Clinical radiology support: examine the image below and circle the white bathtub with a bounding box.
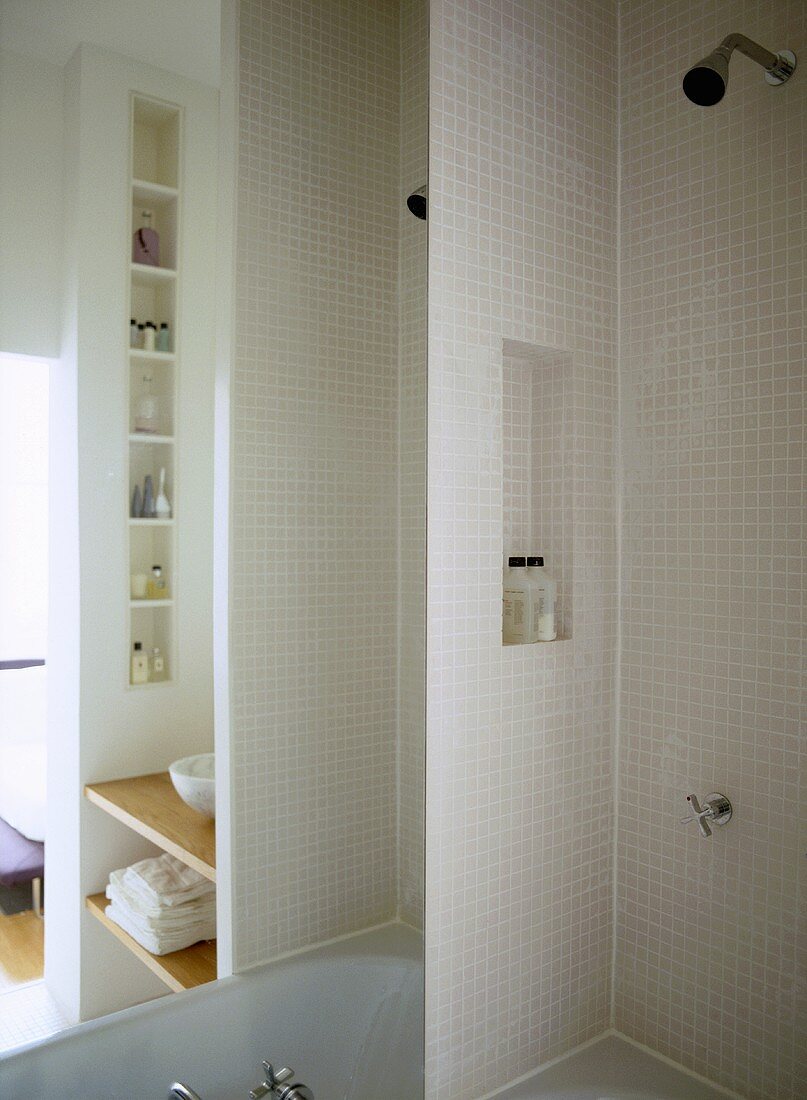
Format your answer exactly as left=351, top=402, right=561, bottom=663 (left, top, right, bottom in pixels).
left=0, top=924, right=423, bottom=1100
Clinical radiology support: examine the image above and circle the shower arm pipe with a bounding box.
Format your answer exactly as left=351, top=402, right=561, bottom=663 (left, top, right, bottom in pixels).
left=716, top=33, right=780, bottom=73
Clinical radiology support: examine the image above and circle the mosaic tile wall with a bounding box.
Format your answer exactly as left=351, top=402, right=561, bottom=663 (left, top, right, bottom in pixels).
left=398, top=0, right=429, bottom=930
left=233, top=0, right=402, bottom=966
left=425, top=1, right=619, bottom=1095
left=617, top=4, right=807, bottom=1098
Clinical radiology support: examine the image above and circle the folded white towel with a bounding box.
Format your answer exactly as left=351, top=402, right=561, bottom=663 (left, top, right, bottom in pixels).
left=106, top=873, right=215, bottom=931
left=106, top=901, right=215, bottom=956
left=112, top=853, right=214, bottom=908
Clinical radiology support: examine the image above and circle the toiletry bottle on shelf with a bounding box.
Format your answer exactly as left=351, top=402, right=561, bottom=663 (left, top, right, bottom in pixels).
left=147, top=565, right=168, bottom=600
left=527, top=556, right=557, bottom=640
left=156, top=323, right=170, bottom=352
left=130, top=318, right=138, bottom=347
left=130, top=483, right=142, bottom=518
left=142, top=474, right=155, bottom=518
left=143, top=322, right=157, bottom=351
left=503, top=556, right=536, bottom=644
left=133, top=210, right=160, bottom=266
left=131, top=642, right=149, bottom=685
left=137, top=323, right=145, bottom=346
left=150, top=647, right=165, bottom=682
left=155, top=467, right=171, bottom=518
left=134, top=372, right=158, bottom=433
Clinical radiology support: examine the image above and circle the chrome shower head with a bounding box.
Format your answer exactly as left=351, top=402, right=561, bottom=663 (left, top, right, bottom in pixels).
left=407, top=185, right=427, bottom=220
left=683, top=33, right=796, bottom=106
left=683, top=47, right=731, bottom=106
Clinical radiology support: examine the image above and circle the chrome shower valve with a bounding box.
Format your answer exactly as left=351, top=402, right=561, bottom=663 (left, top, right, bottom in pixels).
left=250, top=1061, right=314, bottom=1100
left=680, top=792, right=732, bottom=838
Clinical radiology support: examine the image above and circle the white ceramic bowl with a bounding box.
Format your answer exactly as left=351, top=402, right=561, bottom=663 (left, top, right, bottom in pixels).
left=169, top=753, right=215, bottom=819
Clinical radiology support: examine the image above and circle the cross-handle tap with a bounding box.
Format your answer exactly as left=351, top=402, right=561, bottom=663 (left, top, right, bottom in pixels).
left=680, top=792, right=732, bottom=837
left=250, top=1061, right=314, bottom=1100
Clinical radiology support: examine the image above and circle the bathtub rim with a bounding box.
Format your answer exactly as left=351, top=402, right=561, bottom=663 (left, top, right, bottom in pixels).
left=0, top=919, right=423, bottom=1064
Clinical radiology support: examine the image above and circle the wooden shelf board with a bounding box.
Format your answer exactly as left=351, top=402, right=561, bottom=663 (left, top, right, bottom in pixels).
left=129, top=518, right=174, bottom=527
left=85, top=772, right=215, bottom=881
left=86, top=894, right=215, bottom=992
left=130, top=599, right=173, bottom=608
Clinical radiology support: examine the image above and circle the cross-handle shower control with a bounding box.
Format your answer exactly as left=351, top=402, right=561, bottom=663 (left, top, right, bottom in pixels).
left=680, top=792, right=732, bottom=838
left=249, top=1061, right=314, bottom=1100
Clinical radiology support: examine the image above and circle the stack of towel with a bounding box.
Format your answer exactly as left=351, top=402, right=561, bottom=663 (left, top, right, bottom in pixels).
left=105, top=852, right=215, bottom=956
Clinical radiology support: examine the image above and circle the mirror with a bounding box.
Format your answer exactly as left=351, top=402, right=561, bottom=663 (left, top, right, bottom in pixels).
left=0, top=1, right=426, bottom=1096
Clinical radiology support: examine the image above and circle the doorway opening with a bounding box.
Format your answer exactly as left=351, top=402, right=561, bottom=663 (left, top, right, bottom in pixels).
left=0, top=353, right=65, bottom=1049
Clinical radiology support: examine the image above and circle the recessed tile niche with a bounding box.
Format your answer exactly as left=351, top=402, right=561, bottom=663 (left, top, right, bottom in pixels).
left=502, top=339, right=574, bottom=642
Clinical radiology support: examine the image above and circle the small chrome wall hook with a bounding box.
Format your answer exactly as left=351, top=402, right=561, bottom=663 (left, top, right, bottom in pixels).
left=680, top=792, right=732, bottom=838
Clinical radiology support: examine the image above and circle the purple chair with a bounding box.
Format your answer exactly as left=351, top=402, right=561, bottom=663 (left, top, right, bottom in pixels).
left=0, top=814, right=44, bottom=914
left=0, top=659, right=45, bottom=915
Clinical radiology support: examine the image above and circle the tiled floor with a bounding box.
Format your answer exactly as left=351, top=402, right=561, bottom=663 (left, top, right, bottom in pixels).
left=0, top=982, right=67, bottom=1053
left=493, top=1035, right=734, bottom=1100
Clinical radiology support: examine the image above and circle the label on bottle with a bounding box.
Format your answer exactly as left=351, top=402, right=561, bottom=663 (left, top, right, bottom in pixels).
left=535, top=593, right=556, bottom=641
left=503, top=587, right=528, bottom=641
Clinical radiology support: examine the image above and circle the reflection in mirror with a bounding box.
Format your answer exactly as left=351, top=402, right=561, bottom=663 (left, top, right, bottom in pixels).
left=0, top=0, right=426, bottom=1097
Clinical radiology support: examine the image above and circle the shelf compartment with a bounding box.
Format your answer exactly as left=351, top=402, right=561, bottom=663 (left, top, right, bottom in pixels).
left=132, top=96, right=180, bottom=190
left=129, top=526, right=172, bottom=590
left=85, top=772, right=215, bottom=880
left=130, top=604, right=173, bottom=683
left=502, top=339, right=575, bottom=642
left=132, top=193, right=177, bottom=270
left=129, top=442, right=174, bottom=517
left=131, top=266, right=176, bottom=341
left=86, top=894, right=215, bottom=992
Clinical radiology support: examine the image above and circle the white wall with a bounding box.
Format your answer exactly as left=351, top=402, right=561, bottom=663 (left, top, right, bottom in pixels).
left=425, top=1, right=619, bottom=1096
left=48, top=43, right=219, bottom=1023
left=0, top=1, right=221, bottom=87
left=616, top=4, right=807, bottom=1097
left=232, top=0, right=402, bottom=970
left=0, top=50, right=64, bottom=358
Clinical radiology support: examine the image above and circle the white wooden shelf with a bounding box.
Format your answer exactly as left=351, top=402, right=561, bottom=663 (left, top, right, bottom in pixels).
left=130, top=599, right=173, bottom=608
left=129, top=433, right=175, bottom=445
left=129, top=518, right=174, bottom=527
left=132, top=178, right=178, bottom=203
left=131, top=262, right=176, bottom=284
left=129, top=348, right=175, bottom=363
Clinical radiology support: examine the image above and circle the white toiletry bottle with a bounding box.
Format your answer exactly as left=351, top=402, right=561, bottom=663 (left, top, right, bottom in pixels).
left=527, top=556, right=557, bottom=641
left=131, top=642, right=149, bottom=685
left=503, top=556, right=536, bottom=644
left=147, top=565, right=168, bottom=600
left=134, top=372, right=158, bottom=433
left=150, top=646, right=165, bottom=682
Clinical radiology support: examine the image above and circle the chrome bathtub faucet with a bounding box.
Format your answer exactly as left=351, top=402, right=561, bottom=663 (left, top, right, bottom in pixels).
left=680, top=792, right=733, bottom=838
left=250, top=1059, right=314, bottom=1100
left=169, top=1084, right=204, bottom=1100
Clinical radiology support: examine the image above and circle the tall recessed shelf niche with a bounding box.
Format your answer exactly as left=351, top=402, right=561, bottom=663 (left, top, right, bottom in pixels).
left=502, top=339, right=575, bottom=643
left=128, top=95, right=181, bottom=686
